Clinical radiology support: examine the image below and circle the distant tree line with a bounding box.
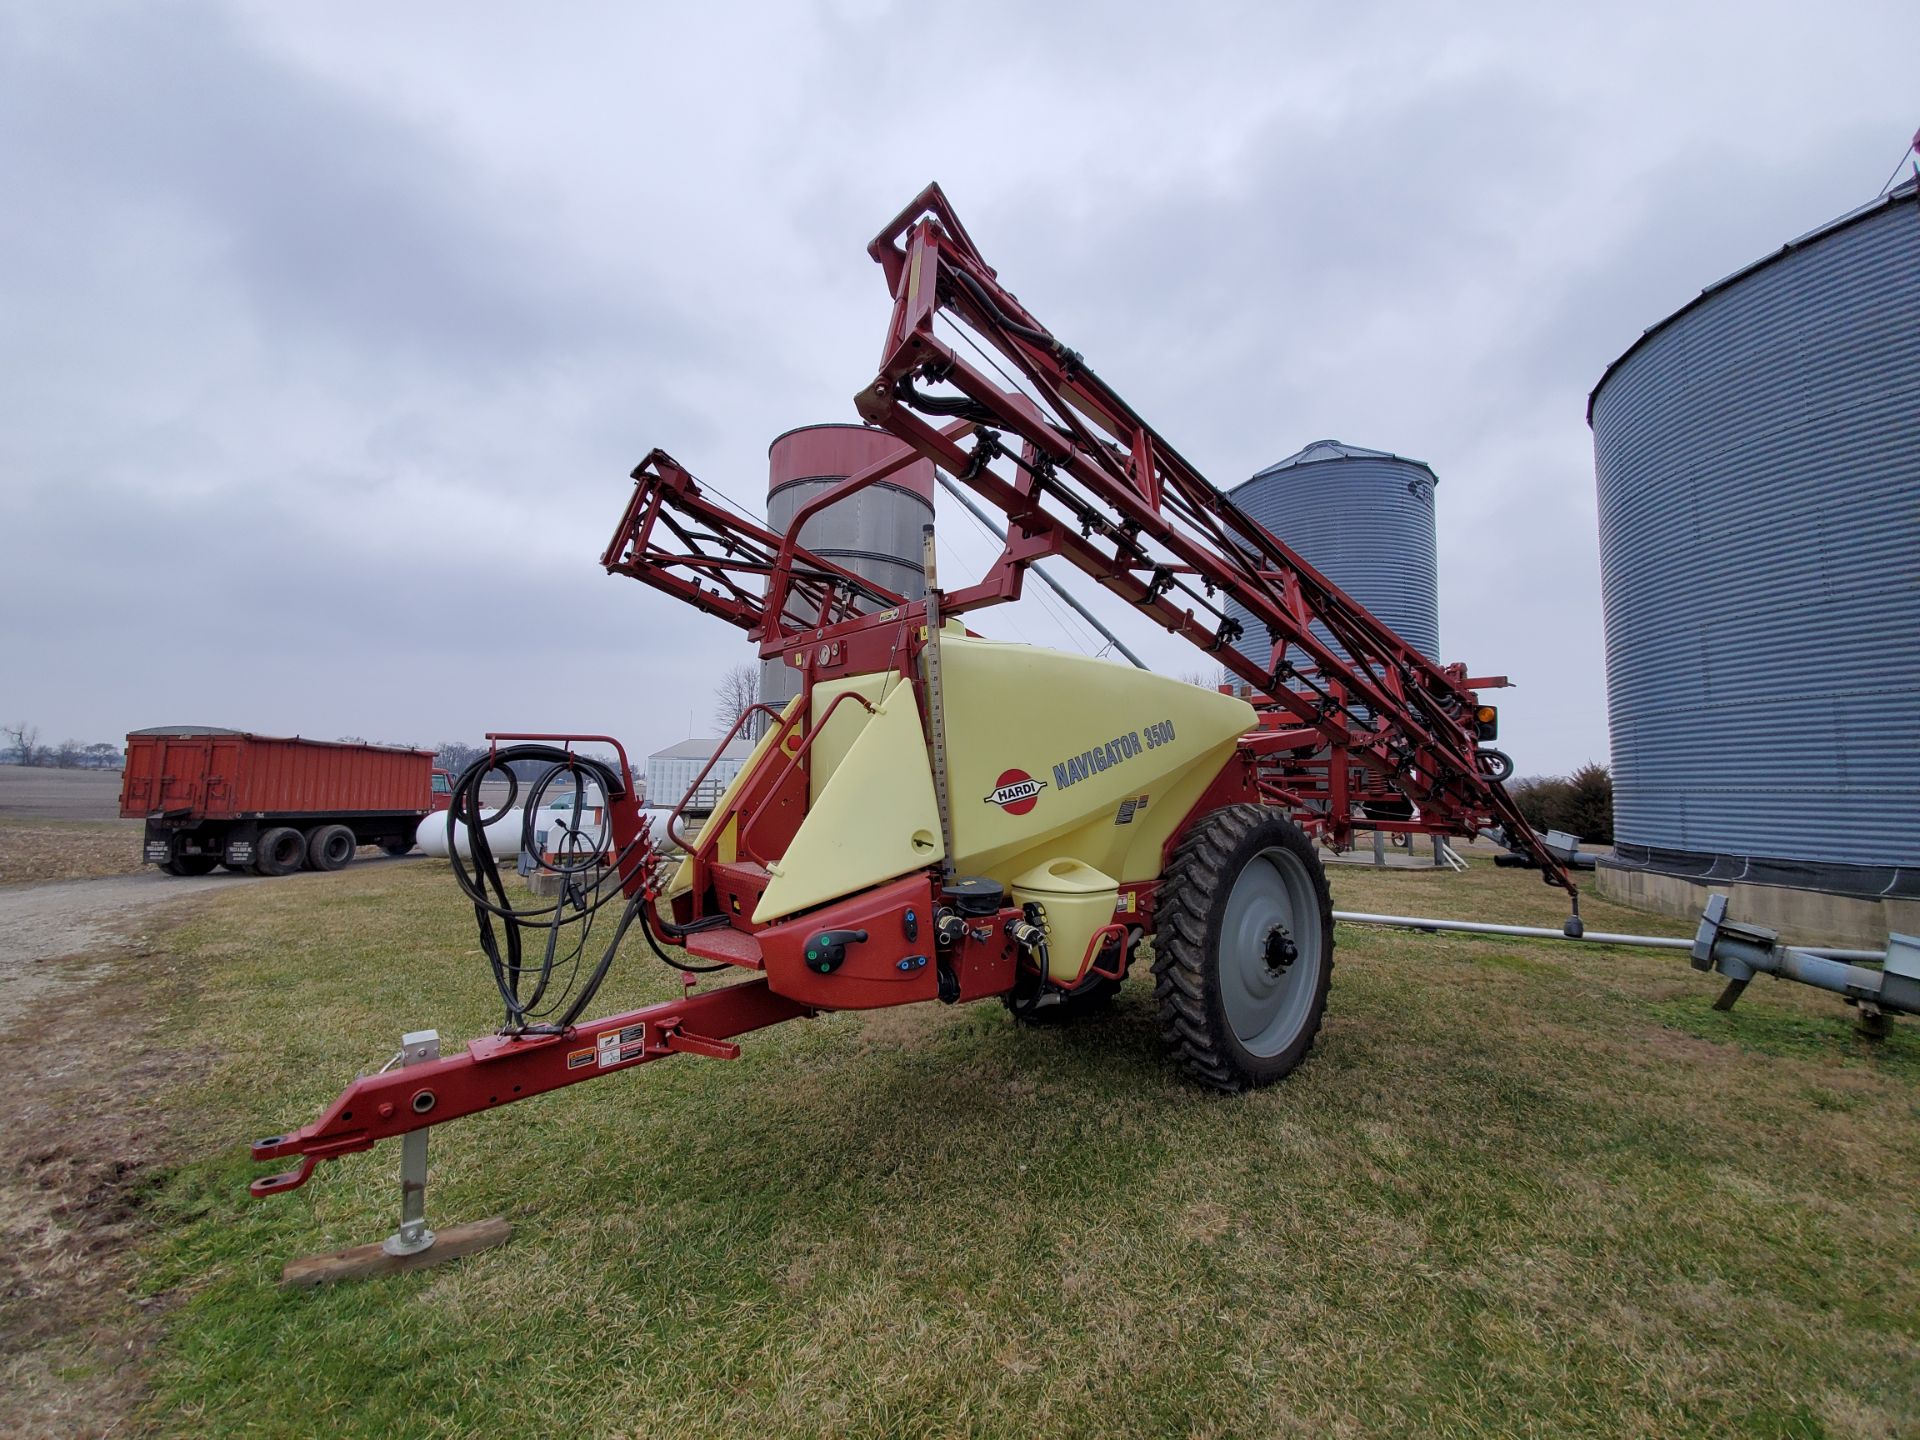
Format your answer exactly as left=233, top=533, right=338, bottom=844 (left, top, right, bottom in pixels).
left=2, top=721, right=122, bottom=769
left=1508, top=763, right=1613, bottom=844
left=431, top=741, right=629, bottom=793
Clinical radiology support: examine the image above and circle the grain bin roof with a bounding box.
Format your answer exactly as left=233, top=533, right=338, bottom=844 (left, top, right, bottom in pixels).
left=1232, top=439, right=1438, bottom=488
left=1588, top=177, right=1920, bottom=422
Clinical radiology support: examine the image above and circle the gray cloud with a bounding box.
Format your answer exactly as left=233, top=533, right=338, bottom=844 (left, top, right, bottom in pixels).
left=3, top=0, right=1916, bottom=777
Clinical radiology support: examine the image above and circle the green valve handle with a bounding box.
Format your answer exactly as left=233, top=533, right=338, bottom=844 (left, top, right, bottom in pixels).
left=804, top=928, right=869, bottom=974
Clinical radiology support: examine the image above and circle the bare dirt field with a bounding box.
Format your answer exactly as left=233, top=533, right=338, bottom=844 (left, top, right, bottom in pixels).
left=0, top=766, right=129, bottom=821
left=0, top=819, right=146, bottom=887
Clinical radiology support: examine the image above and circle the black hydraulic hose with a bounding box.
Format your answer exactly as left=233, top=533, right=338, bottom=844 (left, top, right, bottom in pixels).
left=893, top=376, right=999, bottom=426
left=448, top=746, right=637, bottom=1028
left=446, top=745, right=749, bottom=1029
left=637, top=901, right=732, bottom=975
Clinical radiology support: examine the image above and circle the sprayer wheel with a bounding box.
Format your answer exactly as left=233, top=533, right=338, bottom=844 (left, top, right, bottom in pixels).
left=1152, top=804, right=1333, bottom=1092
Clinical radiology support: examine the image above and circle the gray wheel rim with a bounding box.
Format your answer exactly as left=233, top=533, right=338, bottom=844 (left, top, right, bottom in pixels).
left=1218, top=844, right=1322, bottom=1058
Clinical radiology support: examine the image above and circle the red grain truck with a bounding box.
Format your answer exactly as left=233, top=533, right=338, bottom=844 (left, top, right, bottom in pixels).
left=120, top=728, right=453, bottom=877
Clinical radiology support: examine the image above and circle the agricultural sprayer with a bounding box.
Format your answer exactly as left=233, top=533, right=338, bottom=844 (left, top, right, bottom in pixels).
left=249, top=186, right=1580, bottom=1261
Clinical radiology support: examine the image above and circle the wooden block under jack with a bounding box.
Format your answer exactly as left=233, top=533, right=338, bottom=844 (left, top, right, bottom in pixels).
left=280, top=1217, right=513, bottom=1289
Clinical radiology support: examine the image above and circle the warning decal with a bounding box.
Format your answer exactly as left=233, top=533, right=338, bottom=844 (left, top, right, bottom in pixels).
left=596, top=1023, right=648, bottom=1068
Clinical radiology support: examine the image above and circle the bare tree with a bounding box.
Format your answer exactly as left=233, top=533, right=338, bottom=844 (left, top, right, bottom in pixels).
left=3, top=721, right=37, bottom=766
left=434, top=741, right=488, bottom=777
left=1178, top=667, right=1233, bottom=691
left=54, top=739, right=81, bottom=768
left=712, top=663, right=758, bottom=735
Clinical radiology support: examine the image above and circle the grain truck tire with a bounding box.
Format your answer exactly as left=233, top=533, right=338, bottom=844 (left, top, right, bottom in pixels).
left=163, top=854, right=218, bottom=877
left=254, top=826, right=307, bottom=876
left=1152, top=804, right=1332, bottom=1093
left=380, top=836, right=415, bottom=857
left=306, top=824, right=357, bottom=872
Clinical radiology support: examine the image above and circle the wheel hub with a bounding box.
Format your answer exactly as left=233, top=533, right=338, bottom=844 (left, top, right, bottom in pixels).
left=1262, top=924, right=1297, bottom=975
left=1218, top=846, right=1325, bottom=1058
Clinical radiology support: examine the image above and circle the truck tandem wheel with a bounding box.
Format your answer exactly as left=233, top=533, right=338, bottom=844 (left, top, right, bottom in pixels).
left=254, top=826, right=307, bottom=876
left=1152, top=804, right=1333, bottom=1092
left=306, top=824, right=357, bottom=872
left=163, top=853, right=218, bottom=877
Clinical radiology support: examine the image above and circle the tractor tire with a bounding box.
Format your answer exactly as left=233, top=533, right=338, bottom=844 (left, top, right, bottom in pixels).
left=163, top=853, right=218, bottom=877
left=380, top=836, right=415, bottom=857
left=1152, top=804, right=1333, bottom=1093
left=306, top=824, right=357, bottom=872
left=253, top=826, right=307, bottom=877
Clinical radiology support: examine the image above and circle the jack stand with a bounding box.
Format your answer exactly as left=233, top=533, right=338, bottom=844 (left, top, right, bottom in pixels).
left=280, top=1028, right=513, bottom=1289
left=382, top=1030, right=440, bottom=1258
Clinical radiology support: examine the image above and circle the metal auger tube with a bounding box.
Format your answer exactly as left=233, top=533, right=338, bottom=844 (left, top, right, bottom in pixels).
left=1332, top=908, right=1888, bottom=961
left=1689, top=894, right=1920, bottom=1021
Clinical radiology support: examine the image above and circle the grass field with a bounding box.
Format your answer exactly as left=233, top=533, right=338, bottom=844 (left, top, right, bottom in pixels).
left=125, top=857, right=1919, bottom=1437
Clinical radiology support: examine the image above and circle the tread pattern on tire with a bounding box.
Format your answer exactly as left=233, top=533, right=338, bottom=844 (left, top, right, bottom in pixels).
left=307, top=824, right=356, bottom=872
left=255, top=826, right=306, bottom=877
left=1150, top=803, right=1333, bottom=1093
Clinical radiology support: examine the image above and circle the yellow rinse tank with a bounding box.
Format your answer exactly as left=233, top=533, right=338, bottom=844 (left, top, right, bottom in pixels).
left=1011, top=856, right=1123, bottom=984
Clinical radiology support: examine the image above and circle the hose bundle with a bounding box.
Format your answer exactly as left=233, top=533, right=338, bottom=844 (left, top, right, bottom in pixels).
left=444, top=745, right=720, bottom=1035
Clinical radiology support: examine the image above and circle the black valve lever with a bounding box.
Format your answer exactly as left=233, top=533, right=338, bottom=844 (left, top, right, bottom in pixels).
left=803, top=928, right=870, bottom=974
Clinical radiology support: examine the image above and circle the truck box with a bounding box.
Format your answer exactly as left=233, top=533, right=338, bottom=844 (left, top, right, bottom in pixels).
left=121, top=728, right=440, bottom=876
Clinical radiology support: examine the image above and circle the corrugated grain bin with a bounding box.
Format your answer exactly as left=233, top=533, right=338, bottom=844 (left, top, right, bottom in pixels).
left=1224, top=440, right=1441, bottom=677
left=1588, top=178, right=1920, bottom=941
left=760, top=424, right=935, bottom=711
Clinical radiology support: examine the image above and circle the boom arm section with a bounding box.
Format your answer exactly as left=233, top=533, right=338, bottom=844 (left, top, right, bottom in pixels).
left=845, top=184, right=1573, bottom=895
left=601, top=448, right=908, bottom=642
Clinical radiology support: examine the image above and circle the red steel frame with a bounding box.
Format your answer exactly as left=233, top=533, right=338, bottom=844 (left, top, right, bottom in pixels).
left=250, top=184, right=1573, bottom=1205
left=601, top=184, right=1572, bottom=888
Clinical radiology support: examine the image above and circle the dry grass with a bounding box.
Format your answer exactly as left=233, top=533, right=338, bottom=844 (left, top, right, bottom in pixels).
left=115, top=855, right=1920, bottom=1437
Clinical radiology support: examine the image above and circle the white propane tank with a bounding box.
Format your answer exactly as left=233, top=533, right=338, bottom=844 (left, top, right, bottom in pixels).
left=417, top=806, right=528, bottom=860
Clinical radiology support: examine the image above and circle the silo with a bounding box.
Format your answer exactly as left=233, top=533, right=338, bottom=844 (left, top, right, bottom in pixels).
left=1589, top=179, right=1920, bottom=945
left=759, top=424, right=936, bottom=711
left=1224, top=440, right=1441, bottom=677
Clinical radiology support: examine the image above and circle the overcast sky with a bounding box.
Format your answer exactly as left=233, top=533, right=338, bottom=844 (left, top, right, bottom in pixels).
left=3, top=1, right=1914, bottom=776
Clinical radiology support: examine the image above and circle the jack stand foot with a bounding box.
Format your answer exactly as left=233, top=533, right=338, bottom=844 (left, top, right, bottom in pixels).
left=382, top=1225, right=437, bottom=1259
left=1855, top=1003, right=1890, bottom=1041
left=282, top=1217, right=512, bottom=1289
left=278, top=1028, right=514, bottom=1288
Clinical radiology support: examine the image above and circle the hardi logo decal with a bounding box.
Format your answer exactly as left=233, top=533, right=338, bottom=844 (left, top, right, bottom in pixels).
left=984, top=769, right=1047, bottom=816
